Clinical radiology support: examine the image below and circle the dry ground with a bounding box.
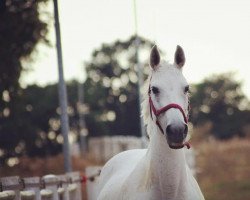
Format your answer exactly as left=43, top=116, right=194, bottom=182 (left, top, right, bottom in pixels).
left=195, top=138, right=250, bottom=200
left=0, top=153, right=100, bottom=177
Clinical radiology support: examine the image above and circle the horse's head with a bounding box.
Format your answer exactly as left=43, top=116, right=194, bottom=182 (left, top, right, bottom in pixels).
left=146, top=45, right=189, bottom=149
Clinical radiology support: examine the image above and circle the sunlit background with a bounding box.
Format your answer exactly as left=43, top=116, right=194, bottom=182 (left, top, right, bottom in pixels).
left=1, top=0, right=250, bottom=200
left=21, top=0, right=250, bottom=99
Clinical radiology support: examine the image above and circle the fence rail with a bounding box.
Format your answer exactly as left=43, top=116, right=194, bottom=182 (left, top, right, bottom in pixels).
left=0, top=172, right=83, bottom=200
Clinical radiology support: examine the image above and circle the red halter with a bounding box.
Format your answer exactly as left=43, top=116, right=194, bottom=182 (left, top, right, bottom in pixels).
left=149, top=96, right=188, bottom=133
left=148, top=82, right=191, bottom=149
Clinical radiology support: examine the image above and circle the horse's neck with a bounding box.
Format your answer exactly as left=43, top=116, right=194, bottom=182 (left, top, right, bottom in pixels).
left=146, top=124, right=188, bottom=199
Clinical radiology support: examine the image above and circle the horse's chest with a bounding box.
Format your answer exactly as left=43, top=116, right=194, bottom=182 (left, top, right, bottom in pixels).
left=115, top=179, right=160, bottom=200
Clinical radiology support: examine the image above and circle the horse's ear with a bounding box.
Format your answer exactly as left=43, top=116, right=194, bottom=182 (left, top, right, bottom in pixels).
left=150, top=45, right=160, bottom=70
left=174, top=45, right=185, bottom=68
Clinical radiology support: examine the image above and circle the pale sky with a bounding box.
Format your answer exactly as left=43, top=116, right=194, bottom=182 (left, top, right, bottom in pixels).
left=20, top=0, right=250, bottom=98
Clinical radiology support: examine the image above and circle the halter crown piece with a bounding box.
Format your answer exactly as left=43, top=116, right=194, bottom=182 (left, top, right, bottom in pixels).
left=148, top=79, right=191, bottom=149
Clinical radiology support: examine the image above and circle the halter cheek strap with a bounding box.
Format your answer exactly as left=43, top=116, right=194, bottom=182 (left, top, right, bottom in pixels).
left=148, top=83, right=190, bottom=149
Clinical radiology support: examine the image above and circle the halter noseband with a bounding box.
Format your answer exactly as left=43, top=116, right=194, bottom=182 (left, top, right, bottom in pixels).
left=148, top=80, right=190, bottom=149
left=149, top=96, right=188, bottom=133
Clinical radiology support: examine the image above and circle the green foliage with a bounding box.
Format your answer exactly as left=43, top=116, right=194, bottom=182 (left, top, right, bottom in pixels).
left=0, top=0, right=49, bottom=93
left=0, top=0, right=49, bottom=162
left=0, top=81, right=81, bottom=163
left=190, top=73, right=250, bottom=139
left=84, top=36, right=154, bottom=136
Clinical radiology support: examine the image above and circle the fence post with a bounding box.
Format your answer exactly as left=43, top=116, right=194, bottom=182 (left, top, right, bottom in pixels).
left=40, top=189, right=53, bottom=200
left=86, top=166, right=102, bottom=200
left=66, top=172, right=81, bottom=200
left=0, top=190, right=16, bottom=200
left=0, top=172, right=83, bottom=200
left=0, top=176, right=21, bottom=200
left=20, top=191, right=35, bottom=200
left=57, top=175, right=69, bottom=200
left=42, top=175, right=59, bottom=200
left=20, top=177, right=41, bottom=200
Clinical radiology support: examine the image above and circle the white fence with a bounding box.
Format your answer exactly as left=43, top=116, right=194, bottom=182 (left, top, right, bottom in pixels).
left=88, top=136, right=146, bottom=162
left=0, top=172, right=83, bottom=200
left=85, top=167, right=102, bottom=200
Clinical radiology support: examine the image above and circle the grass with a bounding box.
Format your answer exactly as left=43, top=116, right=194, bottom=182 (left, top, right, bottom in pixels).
left=194, top=137, right=250, bottom=200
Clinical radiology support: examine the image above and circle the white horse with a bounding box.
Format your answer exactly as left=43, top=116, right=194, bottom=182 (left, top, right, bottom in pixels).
left=97, top=45, right=205, bottom=200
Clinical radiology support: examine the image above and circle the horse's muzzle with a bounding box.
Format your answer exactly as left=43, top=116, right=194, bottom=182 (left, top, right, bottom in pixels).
left=166, top=124, right=188, bottom=149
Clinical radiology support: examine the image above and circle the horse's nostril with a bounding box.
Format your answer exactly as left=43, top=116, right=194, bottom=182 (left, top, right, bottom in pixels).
left=166, top=124, right=188, bottom=143
left=166, top=125, right=176, bottom=139
left=184, top=124, right=188, bottom=135
left=166, top=125, right=171, bottom=134
left=166, top=124, right=187, bottom=135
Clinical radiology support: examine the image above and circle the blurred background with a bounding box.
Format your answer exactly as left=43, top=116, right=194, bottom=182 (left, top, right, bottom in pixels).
left=0, top=0, right=250, bottom=199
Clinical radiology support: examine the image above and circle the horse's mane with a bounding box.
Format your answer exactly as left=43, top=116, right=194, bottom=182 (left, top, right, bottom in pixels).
left=141, top=73, right=151, bottom=137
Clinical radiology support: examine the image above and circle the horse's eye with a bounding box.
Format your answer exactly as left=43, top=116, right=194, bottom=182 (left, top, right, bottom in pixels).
left=184, top=85, right=190, bottom=93
left=152, top=86, right=159, bottom=95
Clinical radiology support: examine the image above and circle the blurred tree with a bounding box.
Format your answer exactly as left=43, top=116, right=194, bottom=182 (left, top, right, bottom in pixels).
left=190, top=73, right=250, bottom=139
left=0, top=33, right=155, bottom=163
left=0, top=81, right=80, bottom=162
left=19, top=84, right=60, bottom=157
left=84, top=36, right=154, bottom=137
left=0, top=0, right=49, bottom=162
